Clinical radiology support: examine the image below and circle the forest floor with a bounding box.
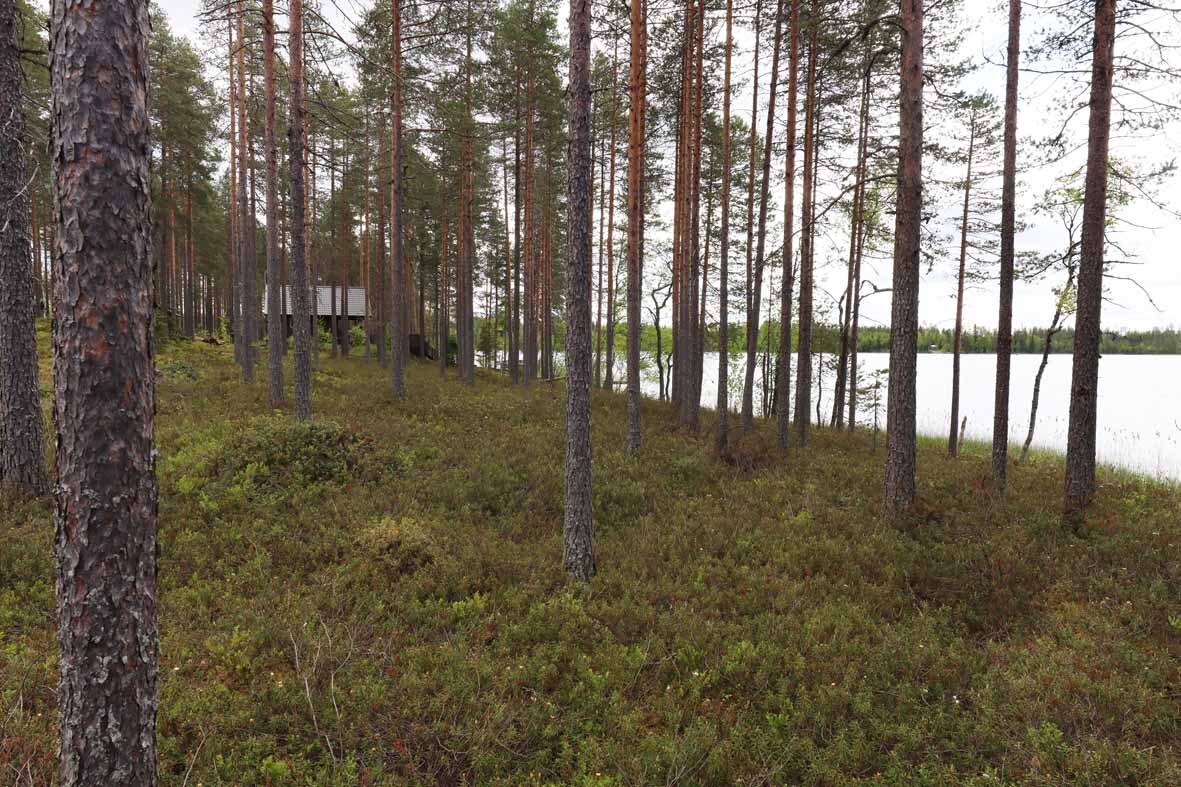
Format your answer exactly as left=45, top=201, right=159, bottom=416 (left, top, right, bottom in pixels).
left=3, top=334, right=1180, bottom=786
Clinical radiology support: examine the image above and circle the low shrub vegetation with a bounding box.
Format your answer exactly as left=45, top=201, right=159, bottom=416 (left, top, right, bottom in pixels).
left=2, top=340, right=1179, bottom=785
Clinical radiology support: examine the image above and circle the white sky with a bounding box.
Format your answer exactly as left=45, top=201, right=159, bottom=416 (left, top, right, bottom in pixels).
left=155, top=0, right=1179, bottom=333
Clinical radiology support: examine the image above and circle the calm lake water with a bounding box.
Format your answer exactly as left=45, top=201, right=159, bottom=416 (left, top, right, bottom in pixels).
left=585, top=351, right=1181, bottom=481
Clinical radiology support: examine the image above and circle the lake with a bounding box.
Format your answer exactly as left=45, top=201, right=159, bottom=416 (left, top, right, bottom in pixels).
left=591, top=351, right=1181, bottom=481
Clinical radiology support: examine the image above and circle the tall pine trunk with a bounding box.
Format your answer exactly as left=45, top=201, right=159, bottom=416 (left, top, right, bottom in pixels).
left=1064, top=0, right=1115, bottom=527
left=390, top=0, right=406, bottom=398
left=603, top=49, right=620, bottom=391
left=992, top=0, right=1020, bottom=489
left=883, top=0, right=923, bottom=516
left=564, top=0, right=595, bottom=581
left=236, top=0, right=254, bottom=382
left=625, top=0, right=646, bottom=455
left=741, top=0, right=785, bottom=429
left=777, top=0, right=801, bottom=450
left=289, top=0, right=312, bottom=420
left=716, top=0, right=734, bottom=453
left=264, top=0, right=284, bottom=407
left=50, top=0, right=158, bottom=780
left=0, top=0, right=47, bottom=495
left=793, top=19, right=819, bottom=447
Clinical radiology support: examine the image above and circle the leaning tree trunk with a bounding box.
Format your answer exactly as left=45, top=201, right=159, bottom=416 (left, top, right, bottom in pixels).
left=289, top=0, right=311, bottom=420
left=263, top=0, right=284, bottom=408
left=564, top=0, right=595, bottom=582
left=0, top=0, right=47, bottom=496
left=992, top=0, right=1020, bottom=490
left=1065, top=0, right=1115, bottom=526
left=1022, top=260, right=1075, bottom=463
left=883, top=0, right=923, bottom=517
left=50, top=0, right=158, bottom=782
left=625, top=0, right=646, bottom=455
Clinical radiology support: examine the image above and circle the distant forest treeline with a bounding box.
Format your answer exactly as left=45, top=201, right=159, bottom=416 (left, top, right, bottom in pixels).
left=626, top=323, right=1181, bottom=355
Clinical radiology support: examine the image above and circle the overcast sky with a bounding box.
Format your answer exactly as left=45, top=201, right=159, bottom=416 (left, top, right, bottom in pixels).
left=155, top=0, right=1179, bottom=333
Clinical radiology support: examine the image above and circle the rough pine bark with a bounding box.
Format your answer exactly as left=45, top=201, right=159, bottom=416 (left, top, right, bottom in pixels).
left=50, top=0, right=158, bottom=781
left=263, top=0, right=283, bottom=408
left=0, top=0, right=47, bottom=496
left=716, top=0, right=734, bottom=453
left=992, top=0, right=1020, bottom=489
left=1065, top=0, right=1115, bottom=526
left=289, top=0, right=311, bottom=420
left=883, top=0, right=923, bottom=517
left=625, top=0, right=646, bottom=455
left=564, top=0, right=595, bottom=582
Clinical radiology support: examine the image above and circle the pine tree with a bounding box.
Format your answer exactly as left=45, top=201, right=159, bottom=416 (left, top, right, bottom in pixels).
left=883, top=0, right=923, bottom=517
left=564, top=0, right=595, bottom=581
left=50, top=0, right=158, bottom=781
left=991, top=0, right=1020, bottom=490
left=0, top=0, right=47, bottom=496
left=1064, top=0, right=1115, bottom=527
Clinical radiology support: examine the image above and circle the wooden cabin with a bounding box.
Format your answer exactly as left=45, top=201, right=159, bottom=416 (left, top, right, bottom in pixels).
left=263, top=285, right=366, bottom=331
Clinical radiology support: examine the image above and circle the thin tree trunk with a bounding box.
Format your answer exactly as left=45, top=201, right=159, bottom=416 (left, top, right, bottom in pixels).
left=227, top=30, right=239, bottom=356
left=50, top=1, right=158, bottom=781
left=992, top=0, right=1021, bottom=491
left=883, top=0, right=923, bottom=517
left=603, top=44, right=620, bottom=390
left=716, top=0, right=734, bottom=453
left=461, top=10, right=476, bottom=385
left=594, top=100, right=606, bottom=386
left=846, top=108, right=869, bottom=431
left=523, top=77, right=537, bottom=385
left=742, top=0, right=785, bottom=428
left=626, top=0, right=646, bottom=454
left=949, top=110, right=976, bottom=456
left=340, top=152, right=350, bottom=358
left=511, top=77, right=522, bottom=383
left=833, top=48, right=870, bottom=428
left=742, top=0, right=761, bottom=425
left=237, top=0, right=254, bottom=382
left=0, top=0, right=47, bottom=495
left=263, top=0, right=283, bottom=407
left=1064, top=0, right=1115, bottom=527
left=390, top=0, right=406, bottom=398
left=1022, top=260, right=1075, bottom=463
left=793, top=19, right=819, bottom=447
left=776, top=0, right=801, bottom=449
left=439, top=203, right=450, bottom=376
